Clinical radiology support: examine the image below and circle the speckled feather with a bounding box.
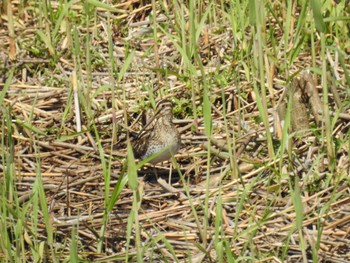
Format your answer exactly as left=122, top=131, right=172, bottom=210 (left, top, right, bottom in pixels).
left=132, top=100, right=181, bottom=164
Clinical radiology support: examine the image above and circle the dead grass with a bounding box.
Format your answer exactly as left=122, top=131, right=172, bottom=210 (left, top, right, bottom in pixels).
left=0, top=1, right=350, bottom=262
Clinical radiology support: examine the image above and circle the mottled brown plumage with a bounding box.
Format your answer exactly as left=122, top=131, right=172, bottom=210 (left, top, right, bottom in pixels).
left=132, top=100, right=181, bottom=164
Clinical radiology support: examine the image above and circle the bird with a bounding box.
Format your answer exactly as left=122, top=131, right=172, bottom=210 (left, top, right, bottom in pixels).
left=132, top=100, right=181, bottom=165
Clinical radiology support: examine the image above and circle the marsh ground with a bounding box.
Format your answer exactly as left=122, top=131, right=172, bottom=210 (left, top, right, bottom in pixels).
left=0, top=1, right=349, bottom=262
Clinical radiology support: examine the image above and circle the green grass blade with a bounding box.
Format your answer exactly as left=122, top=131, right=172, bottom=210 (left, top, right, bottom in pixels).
left=310, top=0, right=326, bottom=32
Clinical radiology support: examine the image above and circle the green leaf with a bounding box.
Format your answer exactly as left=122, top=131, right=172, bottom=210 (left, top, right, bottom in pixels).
left=58, top=130, right=88, bottom=142
left=52, top=0, right=75, bottom=40
left=36, top=30, right=55, bottom=56
left=248, top=0, right=256, bottom=25
left=203, top=88, right=212, bottom=137
left=69, top=227, right=79, bottom=263
left=127, top=142, right=138, bottom=190
left=93, top=84, right=113, bottom=99
left=107, top=171, right=128, bottom=212
left=293, top=179, right=304, bottom=230
left=86, top=0, right=124, bottom=13
left=0, top=69, right=13, bottom=105
left=310, top=0, right=326, bottom=32
left=15, top=119, right=46, bottom=135
left=118, top=50, right=135, bottom=82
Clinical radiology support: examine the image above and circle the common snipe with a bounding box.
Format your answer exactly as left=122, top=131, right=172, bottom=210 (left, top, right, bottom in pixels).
left=132, top=100, right=181, bottom=164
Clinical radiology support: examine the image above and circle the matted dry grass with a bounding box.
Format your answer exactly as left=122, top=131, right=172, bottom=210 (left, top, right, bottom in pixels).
left=1, top=1, right=350, bottom=262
